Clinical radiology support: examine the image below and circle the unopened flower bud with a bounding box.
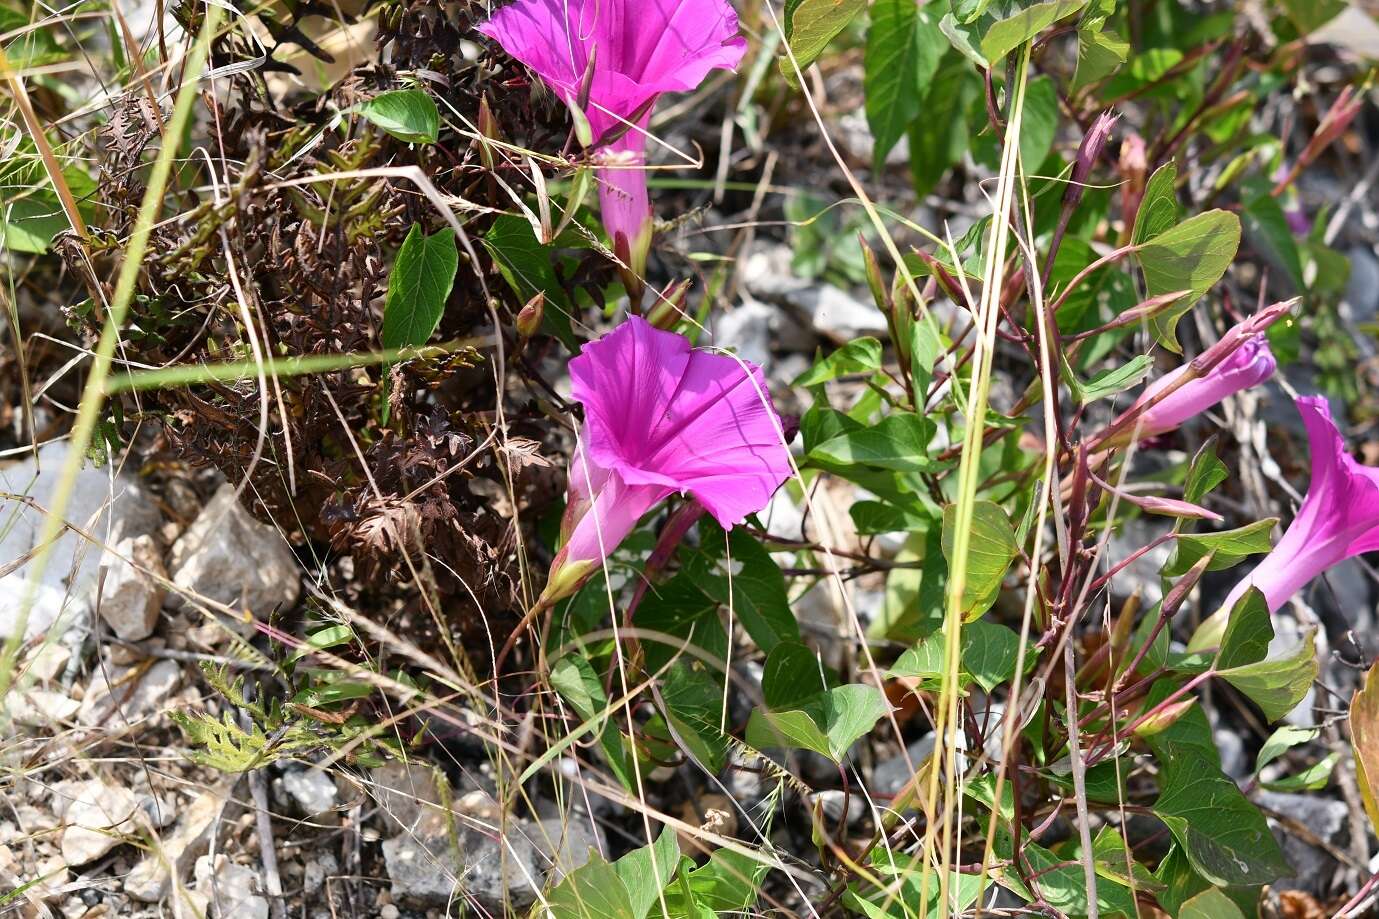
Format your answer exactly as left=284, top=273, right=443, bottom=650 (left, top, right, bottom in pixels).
left=1066, top=110, right=1118, bottom=210
left=645, top=278, right=691, bottom=330
left=516, top=292, right=545, bottom=339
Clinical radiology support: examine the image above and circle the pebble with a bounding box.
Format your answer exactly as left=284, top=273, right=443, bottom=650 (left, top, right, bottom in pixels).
left=78, top=658, right=181, bottom=726
left=94, top=534, right=165, bottom=641
left=56, top=780, right=143, bottom=866
left=194, top=854, right=269, bottom=919
left=125, top=781, right=234, bottom=902
left=167, top=483, right=300, bottom=624
left=281, top=767, right=339, bottom=821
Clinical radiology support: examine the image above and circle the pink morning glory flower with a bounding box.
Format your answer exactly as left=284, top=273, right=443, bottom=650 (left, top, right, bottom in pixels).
left=1222, top=396, right=1379, bottom=614
left=541, top=315, right=792, bottom=604
left=477, top=0, right=747, bottom=295
left=1096, top=303, right=1290, bottom=448
left=1130, top=333, right=1277, bottom=438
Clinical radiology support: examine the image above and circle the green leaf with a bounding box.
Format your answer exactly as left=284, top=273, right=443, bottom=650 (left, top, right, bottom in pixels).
left=1279, top=0, right=1344, bottom=33
left=1078, top=354, right=1152, bottom=404
left=794, top=337, right=883, bottom=386
left=762, top=641, right=832, bottom=710
left=746, top=684, right=889, bottom=762
left=1184, top=439, right=1229, bottom=504
left=865, top=0, right=944, bottom=170
left=980, top=0, right=1089, bottom=64
left=1219, top=630, right=1318, bottom=723
left=1214, top=587, right=1272, bottom=671
left=1180, top=888, right=1247, bottom=919
left=994, top=828, right=1138, bottom=916
left=781, top=0, right=867, bottom=85
left=889, top=619, right=1027, bottom=693
left=1152, top=750, right=1289, bottom=886
left=482, top=215, right=578, bottom=349
left=547, top=854, right=637, bottom=919
left=614, top=829, right=681, bottom=919
left=1138, top=210, right=1241, bottom=351
left=1131, top=162, right=1179, bottom=246
left=1243, top=194, right=1305, bottom=290
left=941, top=501, right=1018, bottom=619
left=287, top=625, right=356, bottom=664
left=1019, top=76, right=1059, bottom=169
left=381, top=224, right=458, bottom=349
left=660, top=663, right=730, bottom=772
left=550, top=656, right=636, bottom=790
left=691, top=527, right=799, bottom=654
left=1255, top=725, right=1336, bottom=792
left=849, top=499, right=933, bottom=534
left=907, top=56, right=979, bottom=199
left=357, top=89, right=440, bottom=144
left=810, top=412, right=939, bottom=472
left=1164, top=517, right=1277, bottom=577
left=1073, top=0, right=1128, bottom=88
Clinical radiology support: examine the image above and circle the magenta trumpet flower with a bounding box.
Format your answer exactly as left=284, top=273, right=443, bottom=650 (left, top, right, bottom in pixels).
left=477, top=0, right=747, bottom=294
left=542, top=316, right=792, bottom=605
left=1097, top=304, right=1289, bottom=448
left=1130, top=333, right=1277, bottom=439
left=1223, top=396, right=1379, bottom=614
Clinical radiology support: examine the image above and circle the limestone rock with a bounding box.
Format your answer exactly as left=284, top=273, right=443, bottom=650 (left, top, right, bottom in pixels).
left=125, top=783, right=234, bottom=902
left=56, top=780, right=142, bottom=866
left=381, top=811, right=541, bottom=910
left=167, top=483, right=300, bottom=620
left=281, top=767, right=338, bottom=821
left=0, top=442, right=160, bottom=636
left=78, top=658, right=181, bottom=726
left=95, top=534, right=165, bottom=641
left=194, top=854, right=269, bottom=919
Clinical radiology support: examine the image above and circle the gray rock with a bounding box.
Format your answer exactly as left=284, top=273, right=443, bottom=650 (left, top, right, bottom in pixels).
left=1255, top=789, right=1350, bottom=896
left=796, top=284, right=889, bottom=341
left=194, top=854, right=269, bottom=919
left=709, top=297, right=775, bottom=370
left=528, top=815, right=602, bottom=881
left=369, top=761, right=443, bottom=833
left=56, top=780, right=143, bottom=866
left=167, top=483, right=299, bottom=620
left=0, top=443, right=160, bottom=638
left=1106, top=516, right=1174, bottom=606
left=0, top=576, right=87, bottom=643
left=1343, top=245, right=1379, bottom=327
left=382, top=811, right=542, bottom=910
left=304, top=851, right=339, bottom=897
left=871, top=736, right=937, bottom=798
left=95, top=534, right=165, bottom=641
left=78, top=658, right=181, bottom=726
left=126, top=782, right=234, bottom=902
left=282, top=768, right=338, bottom=821
left=811, top=790, right=871, bottom=829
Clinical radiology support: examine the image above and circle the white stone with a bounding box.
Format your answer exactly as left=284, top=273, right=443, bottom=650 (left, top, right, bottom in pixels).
left=78, top=658, right=181, bottom=726
left=168, top=484, right=299, bottom=619
left=95, top=534, right=165, bottom=641
left=0, top=577, right=87, bottom=644
left=381, top=811, right=541, bottom=909
left=194, top=854, right=269, bottom=919
left=9, top=688, right=80, bottom=727
left=282, top=767, right=338, bottom=820
left=57, top=780, right=143, bottom=866
left=126, top=783, right=233, bottom=902
left=0, top=442, right=160, bottom=622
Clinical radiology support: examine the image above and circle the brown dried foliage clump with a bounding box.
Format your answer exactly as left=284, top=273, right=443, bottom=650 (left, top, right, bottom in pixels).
left=60, top=0, right=588, bottom=648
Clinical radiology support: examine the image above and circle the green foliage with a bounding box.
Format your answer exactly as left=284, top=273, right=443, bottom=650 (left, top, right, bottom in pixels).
left=357, top=89, right=440, bottom=144
left=381, top=224, right=458, bottom=350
